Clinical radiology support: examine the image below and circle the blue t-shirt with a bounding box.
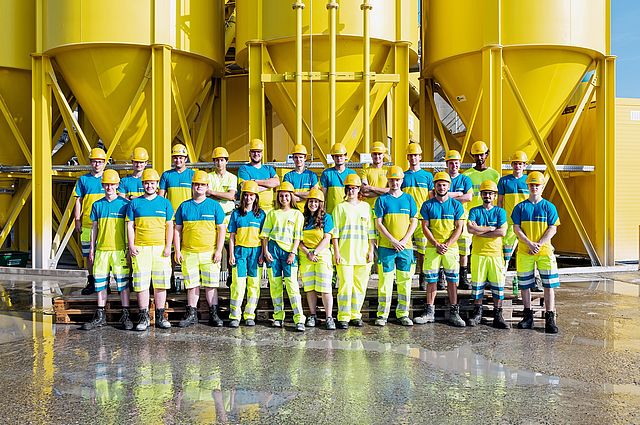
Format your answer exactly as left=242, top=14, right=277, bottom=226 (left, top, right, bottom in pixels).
left=319, top=167, right=357, bottom=214
left=237, top=163, right=277, bottom=211
left=374, top=192, right=418, bottom=249
left=511, top=199, right=560, bottom=256
left=74, top=172, right=106, bottom=227
left=125, top=196, right=174, bottom=246
left=468, top=205, right=507, bottom=256
left=159, top=168, right=195, bottom=212
left=118, top=175, right=144, bottom=198
left=450, top=173, right=473, bottom=195
left=89, top=196, right=130, bottom=251
left=175, top=198, right=226, bottom=252
left=283, top=169, right=319, bottom=191
left=228, top=208, right=267, bottom=248
left=420, top=197, right=464, bottom=245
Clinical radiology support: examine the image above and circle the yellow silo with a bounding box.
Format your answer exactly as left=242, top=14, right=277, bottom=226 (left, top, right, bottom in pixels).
left=235, top=0, right=418, bottom=163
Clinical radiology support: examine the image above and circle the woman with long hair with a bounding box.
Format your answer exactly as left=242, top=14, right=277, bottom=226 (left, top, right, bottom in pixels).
left=299, top=188, right=336, bottom=330
left=227, top=180, right=266, bottom=327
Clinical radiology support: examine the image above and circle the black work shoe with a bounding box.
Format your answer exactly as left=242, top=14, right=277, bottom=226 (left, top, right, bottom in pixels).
left=306, top=314, right=317, bottom=327
left=418, top=273, right=427, bottom=291
left=81, top=308, right=106, bottom=330
left=448, top=304, right=466, bottom=327
left=208, top=305, right=224, bottom=327
left=349, top=319, right=364, bottom=327
left=155, top=308, right=171, bottom=329
left=532, top=276, right=544, bottom=292
left=178, top=306, right=198, bottom=328
left=545, top=311, right=559, bottom=334
left=325, top=317, right=336, bottom=330
left=517, top=308, right=534, bottom=329
left=119, top=308, right=134, bottom=331
left=492, top=307, right=510, bottom=329
left=437, top=268, right=446, bottom=290
left=81, top=275, right=96, bottom=295
left=337, top=320, right=349, bottom=329
left=467, top=305, right=483, bottom=327
left=458, top=267, right=472, bottom=290
left=135, top=309, right=151, bottom=331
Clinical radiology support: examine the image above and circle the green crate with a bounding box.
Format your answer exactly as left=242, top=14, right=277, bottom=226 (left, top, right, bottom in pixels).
left=0, top=251, right=29, bottom=267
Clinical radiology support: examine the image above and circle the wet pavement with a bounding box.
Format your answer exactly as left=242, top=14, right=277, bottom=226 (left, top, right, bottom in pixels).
left=1, top=275, right=640, bottom=424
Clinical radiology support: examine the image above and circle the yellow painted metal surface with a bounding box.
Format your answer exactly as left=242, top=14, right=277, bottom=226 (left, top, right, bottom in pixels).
left=236, top=0, right=418, bottom=161
left=42, top=0, right=225, bottom=163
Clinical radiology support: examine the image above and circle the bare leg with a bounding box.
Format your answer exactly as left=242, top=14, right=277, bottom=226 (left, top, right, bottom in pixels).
left=205, top=287, right=218, bottom=306
left=187, top=287, right=200, bottom=308
left=447, top=279, right=458, bottom=304
left=426, top=282, right=437, bottom=305
left=521, top=288, right=531, bottom=309
left=154, top=288, right=167, bottom=310
left=120, top=288, right=130, bottom=308
left=97, top=289, right=108, bottom=307
left=137, top=289, right=150, bottom=311
left=306, top=290, right=318, bottom=315
left=544, top=287, right=555, bottom=311
left=321, top=292, right=333, bottom=318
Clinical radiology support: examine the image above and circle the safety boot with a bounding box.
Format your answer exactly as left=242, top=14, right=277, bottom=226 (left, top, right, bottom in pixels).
left=336, top=320, right=349, bottom=329
left=245, top=319, right=256, bottom=327
left=295, top=322, right=305, bottom=332
left=517, top=308, right=534, bottom=329
left=155, top=308, right=171, bottom=329
left=458, top=267, right=472, bottom=290
left=437, top=268, right=446, bottom=290
left=306, top=314, right=317, bottom=328
left=228, top=319, right=240, bottom=328
left=414, top=304, right=435, bottom=324
left=81, top=275, right=96, bottom=295
left=178, top=306, right=198, bottom=328
left=545, top=311, right=559, bottom=334
left=349, top=319, right=364, bottom=327
left=398, top=316, right=413, bottom=326
left=272, top=320, right=283, bottom=328
left=492, top=307, right=510, bottom=329
left=418, top=273, right=427, bottom=291
left=81, top=308, right=106, bottom=330
left=325, top=317, right=336, bottom=330
left=119, top=308, right=134, bottom=331
left=208, top=305, right=224, bottom=327
left=448, top=304, right=466, bottom=327
left=135, top=309, right=151, bottom=331
left=374, top=317, right=387, bottom=327
left=467, top=304, right=483, bottom=327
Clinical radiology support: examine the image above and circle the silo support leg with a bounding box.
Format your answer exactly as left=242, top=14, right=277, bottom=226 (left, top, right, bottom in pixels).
left=195, top=84, right=216, bottom=159
left=503, top=65, right=600, bottom=266
left=392, top=41, right=410, bottom=161
left=51, top=193, right=82, bottom=267
left=151, top=45, right=172, bottom=171
left=171, top=72, right=196, bottom=161
left=419, top=78, right=435, bottom=161
left=460, top=86, right=483, bottom=158
left=0, top=94, right=31, bottom=164
left=0, top=181, right=31, bottom=247
left=482, top=47, right=502, bottom=170
left=425, top=83, right=449, bottom=153
left=247, top=41, right=266, bottom=148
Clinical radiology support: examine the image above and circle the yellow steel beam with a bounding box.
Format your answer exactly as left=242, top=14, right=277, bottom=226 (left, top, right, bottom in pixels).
left=194, top=83, right=215, bottom=160
left=170, top=70, right=197, bottom=162
left=362, top=0, right=372, bottom=153
left=261, top=72, right=400, bottom=83
left=425, top=83, right=449, bottom=153
left=51, top=192, right=75, bottom=255
left=51, top=196, right=82, bottom=266
left=503, top=64, right=600, bottom=265
left=392, top=41, right=410, bottom=164
left=482, top=46, right=503, bottom=170
left=419, top=78, right=435, bottom=161
left=50, top=223, right=77, bottom=269
left=0, top=181, right=32, bottom=246
left=0, top=93, right=31, bottom=165
left=248, top=41, right=267, bottom=149
left=327, top=1, right=338, bottom=148
left=151, top=45, right=172, bottom=172
left=106, top=58, right=152, bottom=161
left=294, top=1, right=304, bottom=146
left=461, top=86, right=483, bottom=159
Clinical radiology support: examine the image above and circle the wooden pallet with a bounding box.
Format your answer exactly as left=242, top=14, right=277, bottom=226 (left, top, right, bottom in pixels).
left=54, top=285, right=544, bottom=325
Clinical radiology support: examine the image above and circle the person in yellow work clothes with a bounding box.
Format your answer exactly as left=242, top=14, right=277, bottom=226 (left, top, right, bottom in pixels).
left=299, top=188, right=336, bottom=330
left=174, top=170, right=227, bottom=328
left=414, top=172, right=466, bottom=327
left=466, top=180, right=509, bottom=329
left=261, top=182, right=306, bottom=331
left=320, top=143, right=357, bottom=215
left=81, top=169, right=132, bottom=330
left=119, top=147, right=149, bottom=200
left=126, top=169, right=174, bottom=331
left=237, top=138, right=280, bottom=213
left=360, top=141, right=389, bottom=209
left=207, top=147, right=238, bottom=286
left=75, top=147, right=107, bottom=295
left=332, top=174, right=376, bottom=329
left=283, top=144, right=319, bottom=211
left=373, top=166, right=418, bottom=327
left=228, top=181, right=266, bottom=327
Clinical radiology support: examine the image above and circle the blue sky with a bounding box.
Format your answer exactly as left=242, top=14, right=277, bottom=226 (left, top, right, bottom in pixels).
left=612, top=0, right=640, bottom=98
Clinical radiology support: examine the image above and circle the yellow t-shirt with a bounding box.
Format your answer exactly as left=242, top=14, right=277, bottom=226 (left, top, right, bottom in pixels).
left=126, top=196, right=174, bottom=246
left=360, top=165, right=388, bottom=208
left=175, top=198, right=226, bottom=253
left=468, top=205, right=507, bottom=257
left=208, top=171, right=238, bottom=215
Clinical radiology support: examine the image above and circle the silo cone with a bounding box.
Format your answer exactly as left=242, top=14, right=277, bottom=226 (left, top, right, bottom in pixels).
left=236, top=0, right=418, bottom=161
left=43, top=1, right=225, bottom=164
left=0, top=0, right=35, bottom=244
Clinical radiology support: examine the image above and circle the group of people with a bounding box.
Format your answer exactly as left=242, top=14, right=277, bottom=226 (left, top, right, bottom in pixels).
left=77, top=138, right=561, bottom=334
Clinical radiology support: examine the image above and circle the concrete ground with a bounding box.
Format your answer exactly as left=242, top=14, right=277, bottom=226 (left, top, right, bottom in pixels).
left=0, top=272, right=639, bottom=424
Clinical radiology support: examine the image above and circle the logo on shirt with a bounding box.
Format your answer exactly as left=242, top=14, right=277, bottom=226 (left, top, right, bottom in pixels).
left=156, top=210, right=166, bottom=214
left=202, top=214, right=216, bottom=218
left=109, top=212, right=124, bottom=218
left=400, top=208, right=410, bottom=213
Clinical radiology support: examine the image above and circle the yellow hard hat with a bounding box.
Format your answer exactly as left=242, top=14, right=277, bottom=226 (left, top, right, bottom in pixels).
left=249, top=138, right=264, bottom=151
left=307, top=188, right=325, bottom=202
left=291, top=144, right=308, bottom=156
left=371, top=141, right=387, bottom=154
left=471, top=141, right=489, bottom=155
left=141, top=169, right=160, bottom=182
left=445, top=150, right=461, bottom=161
left=131, top=147, right=149, bottom=162
left=101, top=169, right=120, bottom=184
left=330, top=143, right=348, bottom=156
left=407, top=143, right=422, bottom=155
left=241, top=180, right=259, bottom=194
left=510, top=150, right=529, bottom=163
left=192, top=170, right=209, bottom=185
left=387, top=165, right=405, bottom=179
left=526, top=171, right=545, bottom=185
left=344, top=173, right=362, bottom=187
left=171, top=143, right=188, bottom=157
left=433, top=171, right=451, bottom=184
left=212, top=147, right=229, bottom=159
left=89, top=147, right=107, bottom=161
left=479, top=180, right=498, bottom=193
left=277, top=181, right=295, bottom=193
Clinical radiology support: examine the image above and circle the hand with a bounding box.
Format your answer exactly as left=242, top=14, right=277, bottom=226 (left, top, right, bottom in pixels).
left=391, top=238, right=405, bottom=252
left=264, top=251, right=274, bottom=263
left=334, top=254, right=343, bottom=265
left=436, top=242, right=448, bottom=255
left=529, top=242, right=541, bottom=255
left=307, top=251, right=318, bottom=262
left=212, top=250, right=223, bottom=264
left=129, top=245, right=139, bottom=257
left=74, top=219, right=83, bottom=233
left=487, top=226, right=497, bottom=232
left=367, top=249, right=374, bottom=263
left=88, top=249, right=95, bottom=263
left=229, top=254, right=236, bottom=266
left=286, top=253, right=295, bottom=265
left=174, top=251, right=183, bottom=264
left=162, top=246, right=171, bottom=257
left=258, top=254, right=264, bottom=265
